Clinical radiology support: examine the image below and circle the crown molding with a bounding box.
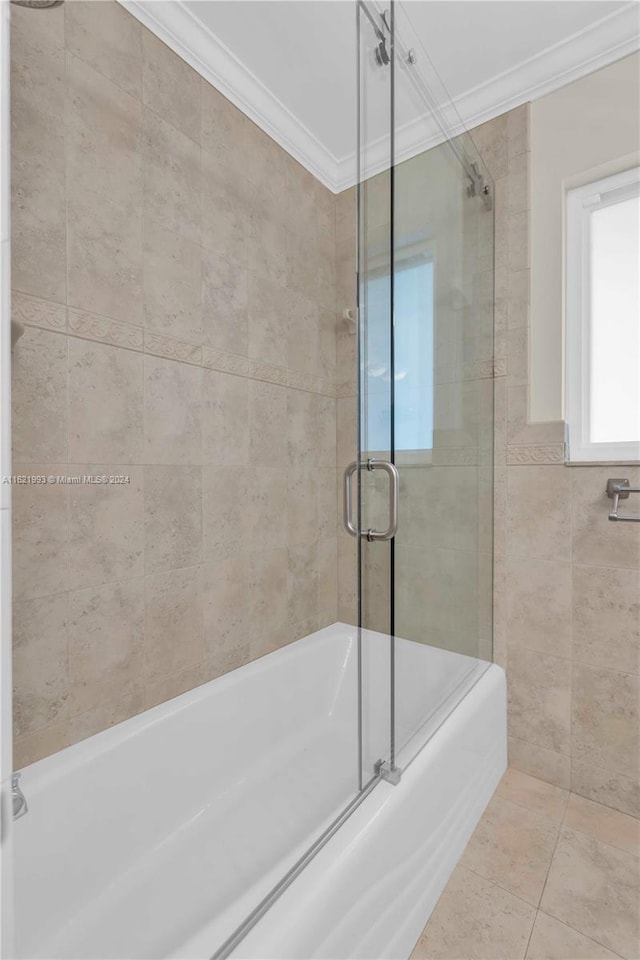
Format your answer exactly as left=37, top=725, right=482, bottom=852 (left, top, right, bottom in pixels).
left=118, top=0, right=340, bottom=192
left=119, top=1, right=639, bottom=195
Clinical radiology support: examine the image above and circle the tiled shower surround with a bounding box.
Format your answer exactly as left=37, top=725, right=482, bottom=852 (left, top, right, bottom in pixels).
left=10, top=1, right=343, bottom=766
left=10, top=0, right=639, bottom=823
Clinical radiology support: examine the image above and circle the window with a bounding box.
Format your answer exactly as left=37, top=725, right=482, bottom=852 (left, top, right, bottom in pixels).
left=365, top=258, right=434, bottom=456
left=566, top=167, right=640, bottom=462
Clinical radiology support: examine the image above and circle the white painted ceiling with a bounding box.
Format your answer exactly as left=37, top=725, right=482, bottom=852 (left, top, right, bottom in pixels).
left=122, top=0, right=640, bottom=190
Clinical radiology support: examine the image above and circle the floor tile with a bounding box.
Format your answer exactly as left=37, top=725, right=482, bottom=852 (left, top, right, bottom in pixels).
left=411, top=865, right=535, bottom=960
left=460, top=795, right=559, bottom=905
left=541, top=826, right=640, bottom=959
left=497, top=767, right=569, bottom=823
left=526, top=911, right=622, bottom=959
left=564, top=794, right=640, bottom=857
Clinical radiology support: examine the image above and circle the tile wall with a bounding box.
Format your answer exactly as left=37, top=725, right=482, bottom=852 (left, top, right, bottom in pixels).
left=474, top=106, right=639, bottom=818
left=10, top=0, right=343, bottom=767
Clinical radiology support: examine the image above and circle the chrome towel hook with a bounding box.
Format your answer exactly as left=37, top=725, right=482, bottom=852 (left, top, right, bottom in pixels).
left=606, top=479, right=640, bottom=522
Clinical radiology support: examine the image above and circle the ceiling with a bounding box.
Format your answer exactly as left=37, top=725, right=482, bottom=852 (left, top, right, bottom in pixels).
left=120, top=1, right=640, bottom=191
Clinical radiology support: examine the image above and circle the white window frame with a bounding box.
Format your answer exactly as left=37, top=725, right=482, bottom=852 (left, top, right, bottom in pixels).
left=565, top=166, right=640, bottom=463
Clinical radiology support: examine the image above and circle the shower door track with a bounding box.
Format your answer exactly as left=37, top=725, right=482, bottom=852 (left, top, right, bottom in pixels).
left=210, top=773, right=381, bottom=960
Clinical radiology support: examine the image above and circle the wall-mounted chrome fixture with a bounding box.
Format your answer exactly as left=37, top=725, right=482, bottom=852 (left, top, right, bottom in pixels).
left=606, top=478, right=640, bottom=522
left=342, top=308, right=357, bottom=335
left=12, top=773, right=28, bottom=820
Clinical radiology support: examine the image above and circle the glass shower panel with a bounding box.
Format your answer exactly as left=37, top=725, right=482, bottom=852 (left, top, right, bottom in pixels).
left=391, top=3, right=495, bottom=769
left=356, top=0, right=395, bottom=784
left=356, top=0, right=495, bottom=778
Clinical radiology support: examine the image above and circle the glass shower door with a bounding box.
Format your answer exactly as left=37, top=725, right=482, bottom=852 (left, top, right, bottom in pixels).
left=356, top=0, right=495, bottom=781
left=356, top=0, right=396, bottom=786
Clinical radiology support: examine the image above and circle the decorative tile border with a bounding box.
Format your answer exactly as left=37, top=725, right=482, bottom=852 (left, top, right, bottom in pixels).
left=68, top=308, right=144, bottom=351
left=144, top=332, right=202, bottom=366
left=202, top=347, right=251, bottom=377
left=13, top=290, right=341, bottom=398
left=249, top=360, right=288, bottom=386
left=507, top=443, right=566, bottom=465
left=13, top=291, right=66, bottom=333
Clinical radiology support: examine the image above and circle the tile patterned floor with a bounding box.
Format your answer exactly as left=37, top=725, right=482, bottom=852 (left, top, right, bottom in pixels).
left=410, top=768, right=640, bottom=960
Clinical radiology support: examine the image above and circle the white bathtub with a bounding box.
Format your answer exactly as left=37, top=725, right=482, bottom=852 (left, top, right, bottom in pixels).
left=11, top=623, right=506, bottom=960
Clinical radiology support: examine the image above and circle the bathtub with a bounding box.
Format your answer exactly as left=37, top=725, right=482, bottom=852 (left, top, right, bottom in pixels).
left=11, top=623, right=506, bottom=960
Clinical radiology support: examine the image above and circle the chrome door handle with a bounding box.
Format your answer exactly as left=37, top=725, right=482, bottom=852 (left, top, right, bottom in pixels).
left=343, top=459, right=399, bottom=541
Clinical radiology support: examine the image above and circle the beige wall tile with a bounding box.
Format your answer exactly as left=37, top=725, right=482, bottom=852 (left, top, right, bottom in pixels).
left=571, top=759, right=640, bottom=820
left=11, top=107, right=66, bottom=303
left=66, top=52, right=142, bottom=208
left=68, top=465, right=143, bottom=590
left=508, top=647, right=571, bottom=755
left=145, top=663, right=206, bottom=710
left=286, top=466, right=318, bottom=546
left=142, top=31, right=200, bottom=143
left=572, top=662, right=639, bottom=779
left=571, top=465, right=640, bottom=570
left=251, top=547, right=288, bottom=637
left=14, top=720, right=69, bottom=770
left=245, top=120, right=287, bottom=201
left=249, top=380, right=287, bottom=466
left=143, top=218, right=203, bottom=343
left=202, top=369, right=249, bottom=466
left=248, top=467, right=287, bottom=549
left=507, top=465, right=571, bottom=561
left=507, top=558, right=572, bottom=658
left=525, top=912, right=620, bottom=960
left=201, top=150, right=248, bottom=267
left=67, top=182, right=142, bottom=325
left=68, top=579, right=144, bottom=715
left=460, top=794, right=559, bottom=905
left=286, top=289, right=319, bottom=375
left=10, top=2, right=65, bottom=115
left=69, top=689, right=145, bottom=745
left=202, top=249, right=248, bottom=356
left=411, top=864, right=535, bottom=960
left=287, top=390, right=318, bottom=466
left=144, top=566, right=203, bottom=683
left=202, top=465, right=251, bottom=555
left=144, top=465, right=203, bottom=574
left=572, top=563, right=640, bottom=675
left=508, top=736, right=571, bottom=790
left=10, top=0, right=340, bottom=763
left=143, top=110, right=200, bottom=243
left=144, top=355, right=202, bottom=465
left=287, top=543, right=319, bottom=627
left=12, top=464, right=69, bottom=602
left=65, top=0, right=141, bottom=100
left=202, top=546, right=253, bottom=668
left=68, top=338, right=144, bottom=463
left=12, top=326, right=67, bottom=463
left=11, top=4, right=66, bottom=302
left=201, top=82, right=247, bottom=163
left=317, top=537, right=338, bottom=627
left=248, top=207, right=287, bottom=287
left=247, top=270, right=286, bottom=365
left=541, top=826, right=640, bottom=958
left=13, top=593, right=69, bottom=739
